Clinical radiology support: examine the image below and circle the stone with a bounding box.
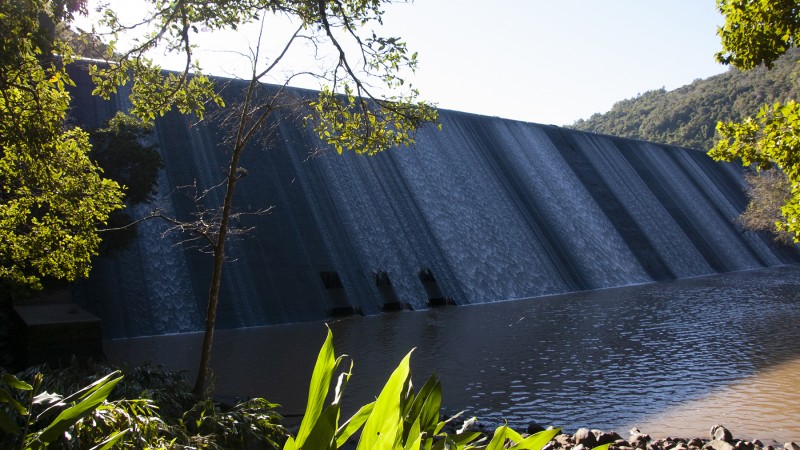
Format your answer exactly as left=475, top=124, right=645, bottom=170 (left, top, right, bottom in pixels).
left=711, top=425, right=733, bottom=443
left=555, top=433, right=573, bottom=447
left=527, top=422, right=546, bottom=435
left=594, top=430, right=624, bottom=445
left=689, top=439, right=706, bottom=448
left=705, top=440, right=736, bottom=450
left=575, top=428, right=598, bottom=447
left=735, top=441, right=755, bottom=450
left=629, top=433, right=651, bottom=449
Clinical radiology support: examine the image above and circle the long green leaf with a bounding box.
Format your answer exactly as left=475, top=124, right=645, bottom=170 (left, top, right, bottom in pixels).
left=591, top=444, right=613, bottom=450
left=303, top=404, right=340, bottom=450
left=35, top=371, right=121, bottom=424
left=509, top=428, right=561, bottom=450
left=295, top=328, right=341, bottom=448
left=404, top=416, right=422, bottom=450
left=0, top=388, right=27, bottom=415
left=485, top=424, right=510, bottom=450
left=357, top=349, right=414, bottom=450
left=332, top=360, right=353, bottom=406
left=35, top=374, right=123, bottom=444
left=0, top=410, right=21, bottom=435
left=417, top=378, right=442, bottom=434
left=2, top=374, right=32, bottom=391
left=448, top=431, right=484, bottom=448
left=89, top=429, right=129, bottom=450
left=405, top=374, right=438, bottom=432
left=336, top=401, right=375, bottom=447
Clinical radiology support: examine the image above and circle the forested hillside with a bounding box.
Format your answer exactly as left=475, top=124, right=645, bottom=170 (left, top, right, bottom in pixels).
left=570, top=48, right=800, bottom=151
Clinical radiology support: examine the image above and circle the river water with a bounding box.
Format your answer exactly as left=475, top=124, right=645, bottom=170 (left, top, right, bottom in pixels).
left=105, top=265, right=800, bottom=442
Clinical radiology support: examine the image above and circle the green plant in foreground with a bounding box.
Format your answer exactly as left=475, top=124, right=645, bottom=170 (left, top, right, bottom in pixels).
left=286, top=328, right=561, bottom=450
left=0, top=370, right=127, bottom=450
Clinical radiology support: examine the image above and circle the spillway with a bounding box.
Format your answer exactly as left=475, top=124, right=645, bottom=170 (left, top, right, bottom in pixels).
left=67, top=66, right=800, bottom=338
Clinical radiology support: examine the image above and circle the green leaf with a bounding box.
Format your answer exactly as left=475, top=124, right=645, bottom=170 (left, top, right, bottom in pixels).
left=295, top=328, right=342, bottom=448
left=2, top=374, right=32, bottom=391
left=36, top=373, right=123, bottom=444
left=486, top=424, right=511, bottom=450
left=591, top=444, right=613, bottom=450
left=0, top=388, right=27, bottom=415
left=36, top=371, right=121, bottom=424
left=89, top=429, right=129, bottom=450
left=357, top=349, right=414, bottom=450
left=448, top=430, right=484, bottom=448
left=336, top=402, right=375, bottom=447
left=404, top=416, right=422, bottom=450
left=417, top=377, right=442, bottom=434
left=509, top=428, right=561, bottom=450
left=303, top=404, right=340, bottom=450
left=0, top=410, right=21, bottom=435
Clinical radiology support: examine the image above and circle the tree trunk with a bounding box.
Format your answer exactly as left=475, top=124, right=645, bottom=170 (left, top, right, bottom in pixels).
left=191, top=155, right=239, bottom=396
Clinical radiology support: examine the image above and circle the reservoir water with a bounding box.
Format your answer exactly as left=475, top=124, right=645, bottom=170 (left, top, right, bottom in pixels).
left=105, top=265, right=800, bottom=443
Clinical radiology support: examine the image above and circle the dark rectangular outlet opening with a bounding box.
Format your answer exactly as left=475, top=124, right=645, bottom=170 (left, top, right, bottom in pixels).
left=320, top=271, right=360, bottom=317
left=419, top=268, right=455, bottom=307
left=320, top=271, right=344, bottom=290
left=375, top=270, right=410, bottom=312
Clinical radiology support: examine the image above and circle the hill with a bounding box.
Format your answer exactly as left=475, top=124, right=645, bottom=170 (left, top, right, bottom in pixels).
left=569, top=48, right=800, bottom=151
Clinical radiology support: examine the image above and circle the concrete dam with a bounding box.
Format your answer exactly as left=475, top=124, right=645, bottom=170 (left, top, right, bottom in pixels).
left=67, top=66, right=800, bottom=338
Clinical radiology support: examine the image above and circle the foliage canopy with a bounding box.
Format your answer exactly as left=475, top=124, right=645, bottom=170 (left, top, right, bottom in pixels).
left=570, top=48, right=800, bottom=152
left=0, top=0, right=124, bottom=289
left=710, top=0, right=800, bottom=241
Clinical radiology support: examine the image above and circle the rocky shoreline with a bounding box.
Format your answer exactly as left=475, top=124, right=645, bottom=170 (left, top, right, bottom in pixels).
left=526, top=424, right=798, bottom=450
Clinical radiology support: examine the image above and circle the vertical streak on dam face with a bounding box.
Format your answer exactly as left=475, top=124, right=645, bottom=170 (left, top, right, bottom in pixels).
left=68, top=71, right=800, bottom=338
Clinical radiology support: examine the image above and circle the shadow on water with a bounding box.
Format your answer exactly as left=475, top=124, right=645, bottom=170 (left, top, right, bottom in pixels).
left=104, top=265, right=800, bottom=441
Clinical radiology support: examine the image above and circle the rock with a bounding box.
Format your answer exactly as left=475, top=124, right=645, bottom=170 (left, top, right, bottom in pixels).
left=594, top=430, right=623, bottom=445
left=689, top=438, right=706, bottom=448
left=575, top=428, right=598, bottom=447
left=615, top=438, right=632, bottom=448
left=735, top=441, right=755, bottom=450
left=527, top=422, right=546, bottom=435
left=705, top=440, right=736, bottom=450
left=711, top=425, right=733, bottom=443
left=784, top=443, right=800, bottom=450
left=629, top=433, right=651, bottom=448
left=555, top=433, right=573, bottom=447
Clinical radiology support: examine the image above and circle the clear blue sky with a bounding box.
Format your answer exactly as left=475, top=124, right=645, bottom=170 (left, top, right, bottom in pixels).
left=82, top=1, right=728, bottom=126
left=378, top=0, right=728, bottom=125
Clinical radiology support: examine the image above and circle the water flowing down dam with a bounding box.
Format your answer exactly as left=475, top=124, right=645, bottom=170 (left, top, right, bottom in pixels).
left=67, top=66, right=800, bottom=338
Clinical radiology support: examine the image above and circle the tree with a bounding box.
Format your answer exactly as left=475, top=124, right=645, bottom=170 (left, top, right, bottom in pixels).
left=87, top=0, right=439, bottom=395
left=738, top=169, right=795, bottom=244
left=709, top=0, right=800, bottom=241
left=0, top=0, right=124, bottom=290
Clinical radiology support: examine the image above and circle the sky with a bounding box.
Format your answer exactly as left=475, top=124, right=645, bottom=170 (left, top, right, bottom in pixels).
left=79, top=1, right=728, bottom=126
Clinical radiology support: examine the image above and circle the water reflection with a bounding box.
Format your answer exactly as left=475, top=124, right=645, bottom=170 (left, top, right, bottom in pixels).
left=105, top=266, right=800, bottom=441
